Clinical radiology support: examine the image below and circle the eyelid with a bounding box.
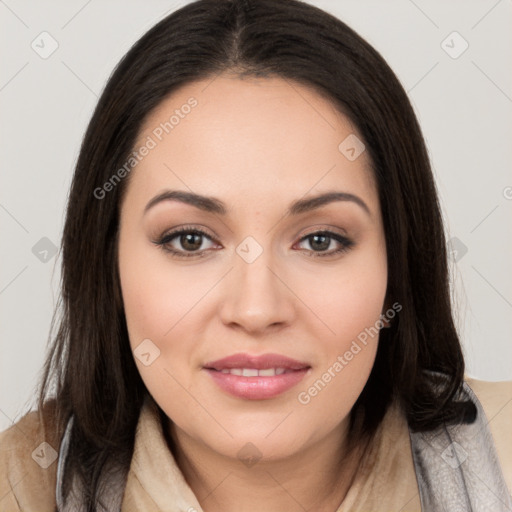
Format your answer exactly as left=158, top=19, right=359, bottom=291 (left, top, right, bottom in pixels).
left=156, top=223, right=216, bottom=240
left=298, top=224, right=348, bottom=238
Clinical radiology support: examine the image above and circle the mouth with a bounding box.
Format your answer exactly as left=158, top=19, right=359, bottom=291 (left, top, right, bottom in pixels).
left=203, top=353, right=311, bottom=400
left=209, top=367, right=299, bottom=376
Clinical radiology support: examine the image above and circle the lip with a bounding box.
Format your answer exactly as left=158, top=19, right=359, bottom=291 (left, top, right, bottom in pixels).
left=203, top=353, right=311, bottom=400
left=203, top=353, right=310, bottom=371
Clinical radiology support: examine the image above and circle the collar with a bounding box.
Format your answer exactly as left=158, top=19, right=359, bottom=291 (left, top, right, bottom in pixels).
left=56, top=395, right=418, bottom=511
left=122, top=395, right=203, bottom=511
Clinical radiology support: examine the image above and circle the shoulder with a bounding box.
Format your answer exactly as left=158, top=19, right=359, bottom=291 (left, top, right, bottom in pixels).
left=0, top=400, right=60, bottom=512
left=464, top=376, right=512, bottom=494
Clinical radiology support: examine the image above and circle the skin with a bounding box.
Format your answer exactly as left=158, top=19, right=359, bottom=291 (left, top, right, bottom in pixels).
left=118, top=73, right=388, bottom=512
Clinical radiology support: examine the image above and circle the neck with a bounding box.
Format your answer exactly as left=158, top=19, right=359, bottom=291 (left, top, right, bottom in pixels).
left=166, top=417, right=368, bottom=512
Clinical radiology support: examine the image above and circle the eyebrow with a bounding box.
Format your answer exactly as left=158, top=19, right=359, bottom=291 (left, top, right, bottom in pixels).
left=144, top=189, right=371, bottom=217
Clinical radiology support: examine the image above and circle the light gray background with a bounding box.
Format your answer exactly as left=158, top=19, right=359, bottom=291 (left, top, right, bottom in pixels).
left=1, top=0, right=511, bottom=431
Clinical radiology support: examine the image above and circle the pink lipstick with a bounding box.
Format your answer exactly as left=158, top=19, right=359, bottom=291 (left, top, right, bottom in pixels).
left=203, top=353, right=311, bottom=400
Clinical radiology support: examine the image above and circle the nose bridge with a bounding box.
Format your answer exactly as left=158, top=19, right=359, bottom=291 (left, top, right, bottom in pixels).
left=219, top=236, right=295, bottom=332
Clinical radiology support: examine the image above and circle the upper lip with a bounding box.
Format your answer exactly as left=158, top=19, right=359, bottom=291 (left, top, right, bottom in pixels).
left=203, top=353, right=310, bottom=371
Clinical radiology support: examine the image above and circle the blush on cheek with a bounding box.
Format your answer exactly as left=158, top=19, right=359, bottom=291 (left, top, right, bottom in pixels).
left=319, top=287, right=386, bottom=345
left=119, top=252, right=174, bottom=346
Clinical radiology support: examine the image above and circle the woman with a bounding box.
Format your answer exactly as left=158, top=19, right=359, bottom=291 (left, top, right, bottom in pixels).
left=1, top=0, right=510, bottom=510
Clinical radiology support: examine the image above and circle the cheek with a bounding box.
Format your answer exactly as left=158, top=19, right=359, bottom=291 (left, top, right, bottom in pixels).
left=293, top=246, right=387, bottom=405
left=118, top=231, right=200, bottom=405
left=118, top=229, right=222, bottom=392
left=119, top=227, right=206, bottom=344
left=299, top=245, right=388, bottom=350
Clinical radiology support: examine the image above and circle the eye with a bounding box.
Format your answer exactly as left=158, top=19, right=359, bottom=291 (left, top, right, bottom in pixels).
left=294, top=231, right=354, bottom=258
left=153, top=226, right=355, bottom=259
left=153, top=225, right=219, bottom=259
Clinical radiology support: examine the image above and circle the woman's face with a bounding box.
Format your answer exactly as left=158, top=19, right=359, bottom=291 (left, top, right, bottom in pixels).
left=118, top=74, right=388, bottom=462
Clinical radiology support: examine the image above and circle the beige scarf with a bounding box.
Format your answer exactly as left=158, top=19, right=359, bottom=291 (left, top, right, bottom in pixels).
left=119, top=396, right=421, bottom=511
left=2, top=379, right=511, bottom=511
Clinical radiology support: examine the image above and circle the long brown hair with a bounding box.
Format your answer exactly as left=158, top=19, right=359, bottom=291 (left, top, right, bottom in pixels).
left=35, top=0, right=474, bottom=507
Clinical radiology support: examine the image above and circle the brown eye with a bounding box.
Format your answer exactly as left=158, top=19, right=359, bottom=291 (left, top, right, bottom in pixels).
left=154, top=226, right=218, bottom=258
left=178, top=232, right=204, bottom=251
left=295, top=231, right=354, bottom=258
left=306, top=233, right=331, bottom=251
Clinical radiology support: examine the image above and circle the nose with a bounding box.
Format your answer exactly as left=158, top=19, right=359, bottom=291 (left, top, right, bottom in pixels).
left=218, top=247, right=296, bottom=335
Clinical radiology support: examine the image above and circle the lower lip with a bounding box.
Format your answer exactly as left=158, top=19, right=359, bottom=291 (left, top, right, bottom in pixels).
left=204, top=368, right=310, bottom=400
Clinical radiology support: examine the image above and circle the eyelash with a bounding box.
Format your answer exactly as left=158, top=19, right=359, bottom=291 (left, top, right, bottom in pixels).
left=153, top=225, right=355, bottom=260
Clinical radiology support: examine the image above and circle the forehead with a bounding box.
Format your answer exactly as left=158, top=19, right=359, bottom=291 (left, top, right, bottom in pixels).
left=125, top=74, right=377, bottom=216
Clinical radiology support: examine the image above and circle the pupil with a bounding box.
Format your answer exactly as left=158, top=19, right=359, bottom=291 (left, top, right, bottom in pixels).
left=182, top=233, right=201, bottom=251
left=311, top=234, right=329, bottom=251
